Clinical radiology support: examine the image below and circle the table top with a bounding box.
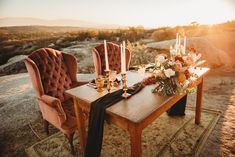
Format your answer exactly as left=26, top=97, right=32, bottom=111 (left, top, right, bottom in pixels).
left=66, top=68, right=209, bottom=123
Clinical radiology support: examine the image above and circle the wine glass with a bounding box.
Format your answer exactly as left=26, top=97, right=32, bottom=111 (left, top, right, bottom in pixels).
left=109, top=71, right=117, bottom=89
left=95, top=77, right=104, bottom=92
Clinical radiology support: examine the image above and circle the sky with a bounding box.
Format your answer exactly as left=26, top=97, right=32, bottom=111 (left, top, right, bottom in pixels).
left=0, top=0, right=235, bottom=27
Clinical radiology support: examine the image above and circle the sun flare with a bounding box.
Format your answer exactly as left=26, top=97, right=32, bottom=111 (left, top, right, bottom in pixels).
left=0, top=0, right=234, bottom=27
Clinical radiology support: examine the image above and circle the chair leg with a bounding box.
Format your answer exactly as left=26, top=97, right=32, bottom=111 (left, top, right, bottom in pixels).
left=65, top=133, right=75, bottom=154
left=43, top=120, right=49, bottom=135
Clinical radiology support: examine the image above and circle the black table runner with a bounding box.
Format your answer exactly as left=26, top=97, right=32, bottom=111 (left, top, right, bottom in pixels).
left=84, top=83, right=144, bottom=157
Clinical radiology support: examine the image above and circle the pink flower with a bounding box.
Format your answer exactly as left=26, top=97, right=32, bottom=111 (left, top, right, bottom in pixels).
left=164, top=68, right=175, bottom=78
left=175, top=61, right=182, bottom=72
left=156, top=55, right=166, bottom=63
left=185, top=56, right=193, bottom=66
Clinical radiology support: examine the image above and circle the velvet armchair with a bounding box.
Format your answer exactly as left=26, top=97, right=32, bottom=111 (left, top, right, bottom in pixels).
left=24, top=48, right=88, bottom=153
left=92, top=42, right=131, bottom=77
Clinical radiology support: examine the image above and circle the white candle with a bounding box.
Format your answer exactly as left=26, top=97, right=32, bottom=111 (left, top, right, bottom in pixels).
left=178, top=35, right=181, bottom=55
left=104, top=40, right=109, bottom=71
left=183, top=36, right=186, bottom=54
left=178, top=35, right=181, bottom=46
left=176, top=33, right=178, bottom=48
left=123, top=41, right=126, bottom=73
left=170, top=45, right=173, bottom=58
left=120, top=44, right=124, bottom=73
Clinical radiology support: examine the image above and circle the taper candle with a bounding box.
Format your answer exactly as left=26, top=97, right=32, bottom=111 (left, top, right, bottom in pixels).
left=123, top=41, right=126, bottom=73
left=104, top=40, right=109, bottom=71
left=183, top=36, right=186, bottom=54
left=176, top=33, right=179, bottom=47
left=178, top=35, right=181, bottom=46
left=120, top=44, right=124, bottom=73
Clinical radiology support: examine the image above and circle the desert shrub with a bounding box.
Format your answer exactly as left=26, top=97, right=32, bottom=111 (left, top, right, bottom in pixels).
left=95, top=27, right=147, bottom=42
left=151, top=27, right=176, bottom=41
left=124, top=26, right=146, bottom=42
left=127, top=41, right=159, bottom=66
left=151, top=29, right=166, bottom=41
left=97, top=31, right=112, bottom=40
left=76, top=31, right=96, bottom=41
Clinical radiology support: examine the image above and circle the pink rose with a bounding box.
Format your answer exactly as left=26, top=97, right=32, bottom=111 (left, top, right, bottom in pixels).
left=185, top=56, right=193, bottom=66
left=175, top=61, right=182, bottom=72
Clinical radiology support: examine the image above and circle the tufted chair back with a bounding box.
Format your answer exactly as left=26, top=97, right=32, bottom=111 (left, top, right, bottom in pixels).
left=26, top=48, right=74, bottom=102
left=92, top=42, right=131, bottom=77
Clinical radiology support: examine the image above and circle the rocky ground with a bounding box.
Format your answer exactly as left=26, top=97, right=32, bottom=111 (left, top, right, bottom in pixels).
left=187, top=68, right=235, bottom=157
left=0, top=40, right=100, bottom=76
left=0, top=68, right=234, bottom=157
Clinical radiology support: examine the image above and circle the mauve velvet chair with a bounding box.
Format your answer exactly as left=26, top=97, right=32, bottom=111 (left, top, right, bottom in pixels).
left=92, top=42, right=131, bottom=78
left=24, top=48, right=88, bottom=154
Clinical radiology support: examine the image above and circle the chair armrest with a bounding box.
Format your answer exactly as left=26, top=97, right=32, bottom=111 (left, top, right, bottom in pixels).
left=39, top=95, right=65, bottom=115
left=40, top=95, right=60, bottom=107
left=71, top=81, right=89, bottom=88
left=38, top=95, right=67, bottom=125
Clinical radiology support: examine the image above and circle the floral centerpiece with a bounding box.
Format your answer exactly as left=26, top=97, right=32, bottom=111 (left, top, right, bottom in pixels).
left=143, top=34, right=205, bottom=96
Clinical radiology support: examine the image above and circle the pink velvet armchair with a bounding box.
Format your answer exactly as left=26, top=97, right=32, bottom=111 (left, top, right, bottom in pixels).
left=24, top=48, right=87, bottom=153
left=92, top=42, right=131, bottom=77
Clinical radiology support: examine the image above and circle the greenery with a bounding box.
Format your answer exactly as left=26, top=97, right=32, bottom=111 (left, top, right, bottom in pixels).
left=127, top=41, right=157, bottom=66
left=152, top=77, right=177, bottom=96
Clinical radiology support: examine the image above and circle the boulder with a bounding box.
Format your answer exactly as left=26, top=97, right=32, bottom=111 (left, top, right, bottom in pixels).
left=0, top=55, right=27, bottom=75
left=48, top=43, right=55, bottom=48
left=56, top=38, right=64, bottom=44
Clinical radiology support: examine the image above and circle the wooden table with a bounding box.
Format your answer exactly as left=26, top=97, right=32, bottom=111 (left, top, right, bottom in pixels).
left=66, top=68, right=209, bottom=157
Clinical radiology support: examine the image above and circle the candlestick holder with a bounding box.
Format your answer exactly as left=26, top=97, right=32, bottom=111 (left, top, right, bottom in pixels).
left=105, top=70, right=111, bottom=93
left=121, top=73, right=131, bottom=98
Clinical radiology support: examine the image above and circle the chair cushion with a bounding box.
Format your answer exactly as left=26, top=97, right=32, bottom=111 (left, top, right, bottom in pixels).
left=29, top=48, right=72, bottom=102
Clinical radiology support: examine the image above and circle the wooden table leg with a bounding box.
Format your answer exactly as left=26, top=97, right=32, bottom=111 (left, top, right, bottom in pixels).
left=195, top=77, right=204, bottom=124
left=73, top=97, right=87, bottom=156
left=129, top=125, right=142, bottom=157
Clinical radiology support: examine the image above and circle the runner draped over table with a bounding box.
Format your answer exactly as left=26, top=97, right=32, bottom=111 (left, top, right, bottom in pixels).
left=84, top=83, right=144, bottom=157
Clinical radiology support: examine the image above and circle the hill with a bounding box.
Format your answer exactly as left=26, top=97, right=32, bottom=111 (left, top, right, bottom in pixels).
left=0, top=17, right=123, bottom=29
